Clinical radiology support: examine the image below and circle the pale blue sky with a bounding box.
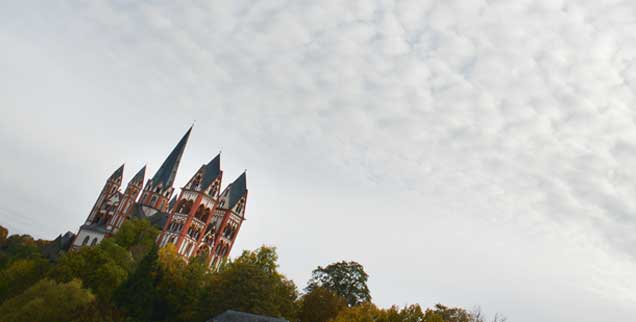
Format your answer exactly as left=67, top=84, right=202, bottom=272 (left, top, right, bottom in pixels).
left=2, top=1, right=636, bottom=321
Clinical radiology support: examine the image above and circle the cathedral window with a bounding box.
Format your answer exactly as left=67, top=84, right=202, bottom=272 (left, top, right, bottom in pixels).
left=82, top=236, right=90, bottom=246
left=91, top=238, right=98, bottom=246
left=150, top=196, right=158, bottom=206
left=192, top=175, right=202, bottom=189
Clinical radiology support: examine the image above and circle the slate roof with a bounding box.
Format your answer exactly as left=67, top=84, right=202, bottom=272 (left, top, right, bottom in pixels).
left=200, top=154, right=221, bottom=189
left=208, top=310, right=288, bottom=322
left=129, top=203, right=169, bottom=230
left=130, top=165, right=146, bottom=185
left=150, top=126, right=192, bottom=190
left=110, top=164, right=125, bottom=181
left=226, top=172, right=247, bottom=209
left=168, top=196, right=177, bottom=211
left=42, top=231, right=75, bottom=260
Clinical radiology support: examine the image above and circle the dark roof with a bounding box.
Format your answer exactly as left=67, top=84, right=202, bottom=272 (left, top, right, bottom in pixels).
left=150, top=126, right=192, bottom=190
left=42, top=231, right=75, bottom=260
left=168, top=196, right=177, bottom=210
left=201, top=154, right=221, bottom=189
left=129, top=203, right=169, bottom=230
left=130, top=165, right=146, bottom=185
left=110, top=164, right=125, bottom=181
left=208, top=310, right=288, bottom=322
left=227, top=172, right=247, bottom=209
left=79, top=223, right=109, bottom=234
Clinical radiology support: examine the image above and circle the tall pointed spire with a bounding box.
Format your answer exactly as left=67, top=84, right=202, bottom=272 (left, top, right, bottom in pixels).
left=200, top=154, right=221, bottom=189
left=227, top=171, right=247, bottom=209
left=130, top=165, right=146, bottom=185
left=110, top=164, right=125, bottom=181
left=150, top=126, right=192, bottom=190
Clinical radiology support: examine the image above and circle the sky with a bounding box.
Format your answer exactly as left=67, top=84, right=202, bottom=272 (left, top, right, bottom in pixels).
left=2, top=0, right=636, bottom=321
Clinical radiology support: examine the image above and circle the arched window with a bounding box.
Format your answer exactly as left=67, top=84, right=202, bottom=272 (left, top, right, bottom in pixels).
left=91, top=238, right=98, bottom=246
left=82, top=236, right=90, bottom=246
left=192, top=175, right=202, bottom=189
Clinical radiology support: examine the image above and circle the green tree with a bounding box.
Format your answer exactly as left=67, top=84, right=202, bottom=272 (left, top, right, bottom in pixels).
left=0, top=234, right=43, bottom=269
left=196, top=246, right=298, bottom=321
left=306, top=261, right=371, bottom=306
left=153, top=244, right=209, bottom=322
left=48, top=238, right=132, bottom=301
left=0, top=225, right=7, bottom=245
left=0, top=258, right=50, bottom=303
left=298, top=287, right=347, bottom=322
left=329, top=302, right=385, bottom=322
left=111, top=219, right=160, bottom=262
left=0, top=279, right=94, bottom=322
left=423, top=304, right=472, bottom=322
left=114, top=244, right=161, bottom=322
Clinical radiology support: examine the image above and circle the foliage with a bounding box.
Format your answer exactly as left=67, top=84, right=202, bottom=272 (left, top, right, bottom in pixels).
left=307, top=261, right=371, bottom=306
left=423, top=304, right=472, bottom=322
left=0, top=279, right=94, bottom=322
left=0, top=225, right=7, bottom=245
left=0, top=220, right=504, bottom=322
left=0, top=258, right=50, bottom=303
left=0, top=234, right=45, bottom=269
left=114, top=244, right=162, bottom=322
left=48, top=238, right=132, bottom=301
left=298, top=287, right=347, bottom=322
left=111, top=218, right=160, bottom=262
left=197, top=246, right=299, bottom=321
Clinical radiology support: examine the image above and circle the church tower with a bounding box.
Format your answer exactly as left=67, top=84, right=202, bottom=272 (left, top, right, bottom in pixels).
left=71, top=164, right=124, bottom=249
left=207, top=172, right=248, bottom=269
left=139, top=127, right=192, bottom=216
left=158, top=154, right=223, bottom=261
left=106, top=165, right=145, bottom=234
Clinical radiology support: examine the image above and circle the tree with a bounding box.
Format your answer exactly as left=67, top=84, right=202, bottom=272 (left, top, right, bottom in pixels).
left=111, top=219, right=160, bottom=262
left=0, top=258, right=50, bottom=303
left=423, top=304, right=472, bottom=322
left=114, top=244, right=161, bottom=322
left=0, top=225, right=7, bottom=245
left=298, top=287, right=347, bottom=322
left=48, top=238, right=132, bottom=301
left=306, top=261, right=371, bottom=306
left=0, top=279, right=94, bottom=322
left=328, top=302, right=385, bottom=322
left=0, top=234, right=44, bottom=269
left=196, top=246, right=298, bottom=321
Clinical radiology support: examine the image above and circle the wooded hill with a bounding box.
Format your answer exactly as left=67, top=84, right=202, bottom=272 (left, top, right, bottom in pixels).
left=0, top=221, right=505, bottom=322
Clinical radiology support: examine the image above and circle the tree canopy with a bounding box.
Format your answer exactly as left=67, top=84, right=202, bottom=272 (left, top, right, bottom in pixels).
left=0, top=222, right=505, bottom=322
left=306, top=260, right=371, bottom=306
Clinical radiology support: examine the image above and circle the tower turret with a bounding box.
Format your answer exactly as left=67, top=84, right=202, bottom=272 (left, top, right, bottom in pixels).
left=159, top=154, right=223, bottom=261
left=106, top=165, right=146, bottom=233
left=207, top=171, right=247, bottom=269
left=139, top=127, right=192, bottom=215
left=71, top=164, right=124, bottom=249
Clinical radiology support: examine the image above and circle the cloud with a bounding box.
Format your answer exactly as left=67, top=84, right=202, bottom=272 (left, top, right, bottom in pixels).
left=3, top=0, right=636, bottom=321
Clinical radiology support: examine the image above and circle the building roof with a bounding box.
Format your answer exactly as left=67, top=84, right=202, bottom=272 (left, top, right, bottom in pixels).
left=168, top=196, right=177, bottom=211
left=226, top=172, right=247, bottom=209
left=129, top=203, right=169, bottom=230
left=130, top=165, right=146, bottom=185
left=42, top=231, right=75, bottom=260
left=110, top=164, right=125, bottom=181
left=200, top=154, right=221, bottom=189
left=208, top=310, right=288, bottom=322
left=150, top=126, right=192, bottom=190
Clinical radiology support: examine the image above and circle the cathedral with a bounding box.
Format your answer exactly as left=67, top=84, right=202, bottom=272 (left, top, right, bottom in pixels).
left=71, top=127, right=248, bottom=269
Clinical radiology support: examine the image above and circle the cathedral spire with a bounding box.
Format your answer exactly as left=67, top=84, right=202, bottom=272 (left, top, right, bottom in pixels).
left=150, top=126, right=192, bottom=190
left=110, top=164, right=125, bottom=181
left=130, top=165, right=146, bottom=186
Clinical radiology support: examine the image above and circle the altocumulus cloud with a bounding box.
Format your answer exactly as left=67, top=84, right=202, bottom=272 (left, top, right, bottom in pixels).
left=3, top=0, right=636, bottom=321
